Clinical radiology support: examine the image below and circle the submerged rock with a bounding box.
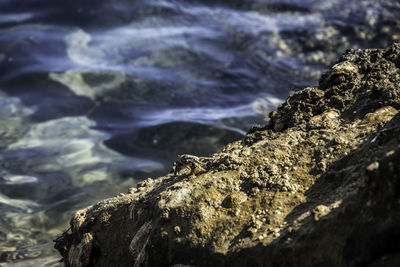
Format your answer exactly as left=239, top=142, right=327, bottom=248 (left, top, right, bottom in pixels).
left=55, top=43, right=400, bottom=266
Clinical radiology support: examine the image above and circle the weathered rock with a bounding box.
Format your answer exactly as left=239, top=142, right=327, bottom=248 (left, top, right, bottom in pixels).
left=55, top=43, right=400, bottom=266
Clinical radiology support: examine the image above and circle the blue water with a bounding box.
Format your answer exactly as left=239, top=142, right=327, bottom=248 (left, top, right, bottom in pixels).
left=0, top=0, right=399, bottom=265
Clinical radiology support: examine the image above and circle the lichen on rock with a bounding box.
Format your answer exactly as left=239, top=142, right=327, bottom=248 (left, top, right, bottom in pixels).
left=55, top=43, right=400, bottom=267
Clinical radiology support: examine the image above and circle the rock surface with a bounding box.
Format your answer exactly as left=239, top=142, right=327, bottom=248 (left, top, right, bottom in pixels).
left=55, top=43, right=400, bottom=267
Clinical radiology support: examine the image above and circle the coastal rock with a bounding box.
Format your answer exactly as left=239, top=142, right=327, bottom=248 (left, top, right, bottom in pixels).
left=55, top=43, right=400, bottom=266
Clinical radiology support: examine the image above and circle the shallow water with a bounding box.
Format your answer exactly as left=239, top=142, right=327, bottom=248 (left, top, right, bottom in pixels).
left=0, top=0, right=399, bottom=264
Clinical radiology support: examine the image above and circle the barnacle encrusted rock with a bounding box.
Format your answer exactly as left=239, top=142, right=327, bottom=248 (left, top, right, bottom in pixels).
left=56, top=43, right=400, bottom=267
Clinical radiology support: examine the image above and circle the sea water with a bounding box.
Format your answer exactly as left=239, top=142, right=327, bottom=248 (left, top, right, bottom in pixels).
left=0, top=0, right=399, bottom=265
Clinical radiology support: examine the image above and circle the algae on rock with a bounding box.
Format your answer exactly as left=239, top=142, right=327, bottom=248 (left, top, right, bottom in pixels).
left=56, top=43, right=400, bottom=267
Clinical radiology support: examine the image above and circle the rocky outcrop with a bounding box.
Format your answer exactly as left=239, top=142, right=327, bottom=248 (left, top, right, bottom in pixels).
left=55, top=43, right=400, bottom=267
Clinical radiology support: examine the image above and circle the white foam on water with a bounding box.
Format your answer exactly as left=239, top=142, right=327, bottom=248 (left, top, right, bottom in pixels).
left=0, top=193, right=39, bottom=213
left=109, top=24, right=218, bottom=42
left=172, top=3, right=323, bottom=34
left=252, top=95, right=283, bottom=115
left=0, top=13, right=37, bottom=24
left=62, top=24, right=221, bottom=69
left=139, top=104, right=254, bottom=127
left=7, top=116, right=162, bottom=187
left=136, top=95, right=283, bottom=134
left=3, top=175, right=39, bottom=185
left=65, top=28, right=106, bottom=68
left=139, top=95, right=282, bottom=127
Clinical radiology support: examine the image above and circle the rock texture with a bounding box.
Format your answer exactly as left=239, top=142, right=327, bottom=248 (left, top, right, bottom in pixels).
left=55, top=43, right=400, bottom=267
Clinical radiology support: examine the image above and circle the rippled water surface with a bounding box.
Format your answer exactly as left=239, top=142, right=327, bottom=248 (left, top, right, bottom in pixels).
left=0, top=0, right=399, bottom=265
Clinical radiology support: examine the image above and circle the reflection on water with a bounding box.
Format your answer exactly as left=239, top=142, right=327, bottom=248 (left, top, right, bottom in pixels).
left=0, top=0, right=399, bottom=264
